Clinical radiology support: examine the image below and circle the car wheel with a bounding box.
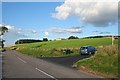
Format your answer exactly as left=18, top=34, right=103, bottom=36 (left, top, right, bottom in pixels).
left=92, top=52, right=95, bottom=55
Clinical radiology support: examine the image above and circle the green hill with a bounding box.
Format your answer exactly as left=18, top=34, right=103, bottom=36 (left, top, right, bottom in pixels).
left=11, top=38, right=118, bottom=57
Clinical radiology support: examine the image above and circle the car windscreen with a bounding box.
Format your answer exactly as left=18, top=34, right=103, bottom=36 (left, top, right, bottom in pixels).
left=81, top=47, right=87, bottom=50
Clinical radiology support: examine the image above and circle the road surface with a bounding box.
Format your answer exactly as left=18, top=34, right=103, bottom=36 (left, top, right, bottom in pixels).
left=0, top=51, right=2, bottom=79
left=39, top=54, right=91, bottom=68
left=2, top=50, right=102, bottom=79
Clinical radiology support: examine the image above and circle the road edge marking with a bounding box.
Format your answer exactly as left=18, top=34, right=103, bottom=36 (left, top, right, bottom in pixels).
left=35, top=68, right=58, bottom=80
left=17, top=57, right=27, bottom=63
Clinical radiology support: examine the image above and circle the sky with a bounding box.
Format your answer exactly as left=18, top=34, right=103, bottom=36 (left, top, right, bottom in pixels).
left=0, top=0, right=118, bottom=46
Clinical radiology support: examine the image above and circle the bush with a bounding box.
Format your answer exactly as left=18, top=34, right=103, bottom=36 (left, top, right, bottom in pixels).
left=10, top=46, right=17, bottom=50
left=43, top=38, right=48, bottom=41
left=68, top=36, right=79, bottom=39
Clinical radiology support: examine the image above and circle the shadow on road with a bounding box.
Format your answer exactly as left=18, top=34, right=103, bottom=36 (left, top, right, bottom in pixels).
left=39, top=55, right=91, bottom=69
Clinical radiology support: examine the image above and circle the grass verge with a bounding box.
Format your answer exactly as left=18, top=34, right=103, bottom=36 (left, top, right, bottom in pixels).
left=74, top=45, right=119, bottom=77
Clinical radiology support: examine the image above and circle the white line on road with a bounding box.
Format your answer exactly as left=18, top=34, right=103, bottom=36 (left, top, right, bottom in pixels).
left=35, top=68, right=58, bottom=80
left=0, top=55, right=2, bottom=57
left=0, top=54, right=2, bottom=63
left=17, top=57, right=27, bottom=63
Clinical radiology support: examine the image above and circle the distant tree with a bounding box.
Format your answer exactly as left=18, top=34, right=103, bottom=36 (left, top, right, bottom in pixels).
left=49, top=40, right=52, bottom=41
left=15, top=39, right=42, bottom=44
left=43, top=38, right=48, bottom=41
left=68, top=36, right=79, bottom=39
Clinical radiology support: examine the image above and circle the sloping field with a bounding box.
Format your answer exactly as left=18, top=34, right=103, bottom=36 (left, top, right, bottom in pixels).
left=17, top=38, right=114, bottom=49
left=12, top=38, right=118, bottom=57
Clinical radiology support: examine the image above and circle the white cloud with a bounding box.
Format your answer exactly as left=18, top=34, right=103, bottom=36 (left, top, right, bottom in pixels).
left=31, top=30, right=37, bottom=34
left=50, top=26, right=82, bottom=34
left=4, top=25, right=26, bottom=37
left=0, top=24, right=28, bottom=45
left=0, top=25, right=15, bottom=30
left=5, top=25, right=15, bottom=30
left=50, top=27, right=65, bottom=34
left=52, top=0, right=118, bottom=27
left=66, top=27, right=82, bottom=33
left=92, top=31, right=111, bottom=35
left=44, top=31, right=50, bottom=36
left=52, top=5, right=71, bottom=20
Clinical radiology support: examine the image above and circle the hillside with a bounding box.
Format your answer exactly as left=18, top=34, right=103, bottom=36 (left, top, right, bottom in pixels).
left=10, top=38, right=119, bottom=57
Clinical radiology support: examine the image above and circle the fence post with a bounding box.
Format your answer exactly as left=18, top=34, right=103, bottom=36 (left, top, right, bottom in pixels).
left=112, top=36, right=114, bottom=45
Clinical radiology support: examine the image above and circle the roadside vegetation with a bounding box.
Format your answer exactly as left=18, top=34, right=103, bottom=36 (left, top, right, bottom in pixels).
left=74, top=44, right=119, bottom=77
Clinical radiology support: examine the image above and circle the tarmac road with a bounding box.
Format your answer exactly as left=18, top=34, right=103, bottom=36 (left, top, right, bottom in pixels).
left=2, top=50, right=102, bottom=79
left=39, top=54, right=91, bottom=68
left=0, top=51, right=2, bottom=80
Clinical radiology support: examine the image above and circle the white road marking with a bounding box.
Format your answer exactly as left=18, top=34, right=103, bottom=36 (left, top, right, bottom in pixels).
left=35, top=68, right=58, bottom=80
left=0, top=55, right=2, bottom=57
left=0, top=54, right=2, bottom=63
left=17, top=57, right=27, bottom=63
left=0, top=53, right=2, bottom=80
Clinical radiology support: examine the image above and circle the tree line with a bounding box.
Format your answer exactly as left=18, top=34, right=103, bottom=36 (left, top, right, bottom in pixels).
left=15, top=39, right=43, bottom=44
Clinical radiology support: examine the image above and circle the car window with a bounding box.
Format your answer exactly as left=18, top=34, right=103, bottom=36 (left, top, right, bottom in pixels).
left=81, top=47, right=86, bottom=50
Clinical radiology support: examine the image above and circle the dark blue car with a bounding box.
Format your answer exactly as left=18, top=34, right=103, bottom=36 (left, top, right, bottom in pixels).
left=80, top=46, right=97, bottom=55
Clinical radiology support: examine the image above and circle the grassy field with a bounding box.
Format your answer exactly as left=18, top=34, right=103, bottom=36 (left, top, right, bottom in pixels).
left=10, top=38, right=119, bottom=57
left=16, top=38, right=113, bottom=48
left=74, top=44, right=119, bottom=77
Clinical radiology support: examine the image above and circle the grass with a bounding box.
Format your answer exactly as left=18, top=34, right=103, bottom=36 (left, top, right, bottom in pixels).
left=74, top=45, right=119, bottom=77
left=10, top=38, right=119, bottom=57
left=17, top=38, right=113, bottom=49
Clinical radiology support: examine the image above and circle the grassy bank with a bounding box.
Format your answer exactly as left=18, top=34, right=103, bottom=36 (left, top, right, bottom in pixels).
left=74, top=45, right=119, bottom=77
left=10, top=38, right=119, bottom=57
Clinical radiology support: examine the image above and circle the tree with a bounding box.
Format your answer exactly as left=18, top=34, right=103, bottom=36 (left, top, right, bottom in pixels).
left=68, top=36, right=79, bottom=39
left=0, top=25, right=8, bottom=48
left=0, top=26, right=8, bottom=36
left=43, top=38, right=48, bottom=41
left=15, top=39, right=42, bottom=44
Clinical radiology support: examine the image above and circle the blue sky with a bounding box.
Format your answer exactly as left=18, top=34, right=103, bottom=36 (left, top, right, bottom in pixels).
left=1, top=1, right=118, bottom=46
left=0, top=2, right=2, bottom=24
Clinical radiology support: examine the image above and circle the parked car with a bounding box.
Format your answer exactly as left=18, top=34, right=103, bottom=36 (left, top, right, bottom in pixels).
left=80, top=46, right=97, bottom=55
